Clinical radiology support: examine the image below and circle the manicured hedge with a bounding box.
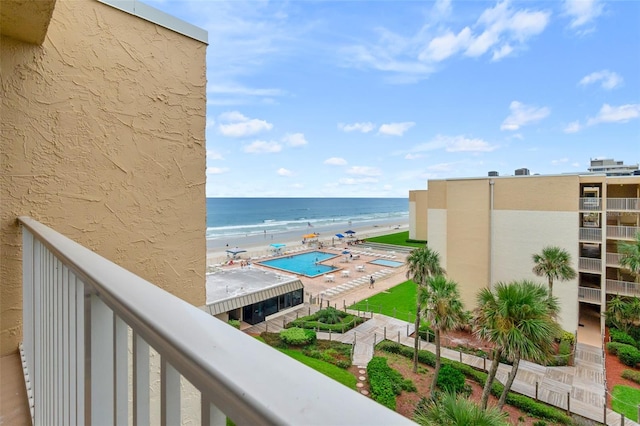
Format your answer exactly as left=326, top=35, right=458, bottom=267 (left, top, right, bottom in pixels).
left=288, top=308, right=364, bottom=332
left=376, top=341, right=571, bottom=424
left=622, top=369, right=640, bottom=385
left=437, top=364, right=465, bottom=393
left=367, top=357, right=402, bottom=410
left=279, top=327, right=316, bottom=346
left=617, top=345, right=640, bottom=367
left=610, top=329, right=639, bottom=348
left=607, top=341, right=635, bottom=356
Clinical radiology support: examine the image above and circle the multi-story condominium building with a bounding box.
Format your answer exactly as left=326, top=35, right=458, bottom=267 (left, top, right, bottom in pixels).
left=1, top=1, right=409, bottom=424
left=409, top=174, right=640, bottom=338
left=588, top=158, right=639, bottom=176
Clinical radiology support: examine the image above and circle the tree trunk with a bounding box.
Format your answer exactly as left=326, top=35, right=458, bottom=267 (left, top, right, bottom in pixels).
left=413, top=304, right=421, bottom=373
left=481, top=347, right=502, bottom=409
left=497, top=356, right=521, bottom=409
left=429, top=328, right=441, bottom=398
left=548, top=277, right=553, bottom=295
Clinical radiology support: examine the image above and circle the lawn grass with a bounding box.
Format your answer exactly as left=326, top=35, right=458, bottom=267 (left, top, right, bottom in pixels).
left=348, top=280, right=417, bottom=321
left=277, top=347, right=357, bottom=389
left=612, top=385, right=640, bottom=421
left=365, top=231, right=424, bottom=248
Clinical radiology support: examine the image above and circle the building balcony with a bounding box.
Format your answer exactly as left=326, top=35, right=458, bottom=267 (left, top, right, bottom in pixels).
left=578, top=286, right=601, bottom=304
left=607, top=198, right=640, bottom=211
left=607, top=225, right=640, bottom=240
left=579, top=227, right=602, bottom=242
left=17, top=217, right=410, bottom=425
left=579, top=197, right=602, bottom=211
left=606, top=252, right=623, bottom=267
left=578, top=257, right=602, bottom=273
left=606, top=279, right=640, bottom=298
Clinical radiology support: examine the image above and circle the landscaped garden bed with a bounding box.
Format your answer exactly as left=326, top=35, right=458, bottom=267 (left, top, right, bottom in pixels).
left=287, top=307, right=365, bottom=333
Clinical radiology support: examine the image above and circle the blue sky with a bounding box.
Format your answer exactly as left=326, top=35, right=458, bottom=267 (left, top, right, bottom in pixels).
left=147, top=0, right=639, bottom=198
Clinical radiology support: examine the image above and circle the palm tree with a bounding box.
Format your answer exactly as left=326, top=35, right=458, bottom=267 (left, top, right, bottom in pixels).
left=475, top=280, right=561, bottom=410
left=414, top=391, right=510, bottom=426
left=532, top=246, right=577, bottom=295
left=619, top=232, right=640, bottom=276
left=406, top=247, right=445, bottom=373
left=423, top=275, right=465, bottom=398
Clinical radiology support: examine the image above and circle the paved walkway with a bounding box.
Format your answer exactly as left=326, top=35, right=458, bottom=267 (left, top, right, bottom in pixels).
left=245, top=306, right=637, bottom=426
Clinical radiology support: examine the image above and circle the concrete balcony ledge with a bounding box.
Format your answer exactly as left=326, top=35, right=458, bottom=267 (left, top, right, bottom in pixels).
left=19, top=217, right=411, bottom=425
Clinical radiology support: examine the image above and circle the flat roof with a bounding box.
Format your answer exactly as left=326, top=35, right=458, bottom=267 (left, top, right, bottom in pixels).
left=98, top=0, right=208, bottom=43
left=205, top=267, right=303, bottom=315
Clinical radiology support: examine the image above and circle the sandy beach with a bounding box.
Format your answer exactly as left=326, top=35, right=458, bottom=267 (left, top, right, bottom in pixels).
left=206, top=217, right=410, bottom=266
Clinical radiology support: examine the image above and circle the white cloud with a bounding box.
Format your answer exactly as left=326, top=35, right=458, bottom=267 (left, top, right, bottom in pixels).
left=324, top=157, right=348, bottom=166
left=564, top=121, right=582, bottom=133
left=277, top=168, right=293, bottom=176
left=571, top=162, right=581, bottom=168
left=217, top=111, right=273, bottom=137
left=338, top=122, right=376, bottom=133
left=587, top=104, right=640, bottom=125
left=378, top=122, right=415, bottom=136
left=346, top=166, right=382, bottom=176
left=420, top=27, right=472, bottom=62
left=564, top=0, right=603, bottom=30
left=243, top=140, right=282, bottom=154
left=579, top=70, right=623, bottom=90
left=404, top=153, right=423, bottom=160
left=208, top=83, right=285, bottom=98
left=428, top=162, right=457, bottom=172
left=338, top=177, right=379, bottom=185
left=206, top=167, right=229, bottom=174
left=206, top=149, right=224, bottom=160
left=500, top=101, right=550, bottom=131
left=551, top=158, right=569, bottom=165
left=283, top=133, right=308, bottom=147
left=342, top=1, right=550, bottom=81
left=409, top=134, right=498, bottom=153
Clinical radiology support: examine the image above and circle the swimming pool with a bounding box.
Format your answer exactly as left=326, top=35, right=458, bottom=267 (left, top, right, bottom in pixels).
left=369, top=259, right=404, bottom=268
left=258, top=251, right=339, bottom=277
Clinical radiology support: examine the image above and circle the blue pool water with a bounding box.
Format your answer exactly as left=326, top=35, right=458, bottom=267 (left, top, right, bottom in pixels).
left=369, top=259, right=404, bottom=268
left=258, top=251, right=338, bottom=277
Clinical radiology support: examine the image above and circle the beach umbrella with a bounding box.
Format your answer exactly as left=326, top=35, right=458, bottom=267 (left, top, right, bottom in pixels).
left=335, top=233, right=345, bottom=238
left=342, top=250, right=350, bottom=254
left=303, top=233, right=317, bottom=239
left=345, top=230, right=356, bottom=235
left=225, top=248, right=246, bottom=259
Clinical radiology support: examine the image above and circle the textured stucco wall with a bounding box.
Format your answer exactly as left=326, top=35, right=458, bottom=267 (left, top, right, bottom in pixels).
left=408, top=190, right=428, bottom=241
left=492, top=210, right=579, bottom=332
left=0, top=0, right=207, bottom=355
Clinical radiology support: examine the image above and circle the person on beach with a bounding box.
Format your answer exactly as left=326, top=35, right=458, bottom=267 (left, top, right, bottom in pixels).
left=369, top=276, right=375, bottom=289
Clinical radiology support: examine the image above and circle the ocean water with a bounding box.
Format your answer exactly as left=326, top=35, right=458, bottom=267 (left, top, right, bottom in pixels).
left=206, top=197, right=408, bottom=240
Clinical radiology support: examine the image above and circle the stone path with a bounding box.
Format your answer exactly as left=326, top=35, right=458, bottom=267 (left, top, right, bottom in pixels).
left=244, top=306, right=638, bottom=425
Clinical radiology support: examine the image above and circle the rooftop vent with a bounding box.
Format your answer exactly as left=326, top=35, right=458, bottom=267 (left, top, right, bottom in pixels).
left=488, top=171, right=499, bottom=177
left=515, top=168, right=530, bottom=176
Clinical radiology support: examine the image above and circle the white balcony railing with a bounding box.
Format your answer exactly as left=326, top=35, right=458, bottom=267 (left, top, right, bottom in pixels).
left=606, top=252, right=623, bottom=266
left=579, top=197, right=602, bottom=211
left=578, top=286, right=601, bottom=304
left=579, top=227, right=602, bottom=242
left=19, top=217, right=411, bottom=426
left=607, top=225, right=640, bottom=240
left=578, top=257, right=601, bottom=273
left=606, top=279, right=640, bottom=298
left=607, top=198, right=640, bottom=211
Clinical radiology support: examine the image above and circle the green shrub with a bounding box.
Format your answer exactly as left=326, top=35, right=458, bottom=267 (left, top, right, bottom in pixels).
left=533, top=421, right=547, bottom=426
left=436, top=364, right=465, bottom=393
left=316, top=307, right=342, bottom=324
left=288, top=311, right=364, bottom=332
left=550, top=340, right=572, bottom=366
left=628, top=326, right=640, bottom=343
left=622, top=369, right=640, bottom=385
left=279, top=327, right=316, bottom=346
left=561, top=331, right=575, bottom=345
left=617, top=345, right=640, bottom=367
left=227, top=319, right=241, bottom=329
left=607, top=341, right=635, bottom=356
left=418, top=323, right=434, bottom=341
left=367, top=357, right=399, bottom=410
left=611, top=329, right=639, bottom=348
left=260, top=332, right=285, bottom=348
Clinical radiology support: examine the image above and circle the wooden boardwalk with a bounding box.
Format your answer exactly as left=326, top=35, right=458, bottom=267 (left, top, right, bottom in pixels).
left=244, top=306, right=638, bottom=425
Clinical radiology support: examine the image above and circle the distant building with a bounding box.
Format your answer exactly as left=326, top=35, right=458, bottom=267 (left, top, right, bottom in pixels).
left=408, top=173, right=640, bottom=339
left=588, top=158, right=639, bottom=176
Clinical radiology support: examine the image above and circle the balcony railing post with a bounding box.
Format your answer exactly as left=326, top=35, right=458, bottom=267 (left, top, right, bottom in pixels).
left=133, top=332, right=150, bottom=426
left=161, top=358, right=181, bottom=426
left=88, top=293, right=114, bottom=424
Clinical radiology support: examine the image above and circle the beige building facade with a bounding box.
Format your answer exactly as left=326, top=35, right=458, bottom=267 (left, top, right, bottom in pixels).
left=1, top=0, right=208, bottom=355
left=411, top=174, right=640, bottom=337
left=408, top=190, right=428, bottom=241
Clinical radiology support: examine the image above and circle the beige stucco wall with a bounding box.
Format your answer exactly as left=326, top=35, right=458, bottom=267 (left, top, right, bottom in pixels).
left=492, top=210, right=579, bottom=332
left=409, top=190, right=428, bottom=241
left=443, top=179, right=490, bottom=310
left=427, top=209, right=447, bottom=270
left=0, top=0, right=207, bottom=355
left=493, top=175, right=579, bottom=211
